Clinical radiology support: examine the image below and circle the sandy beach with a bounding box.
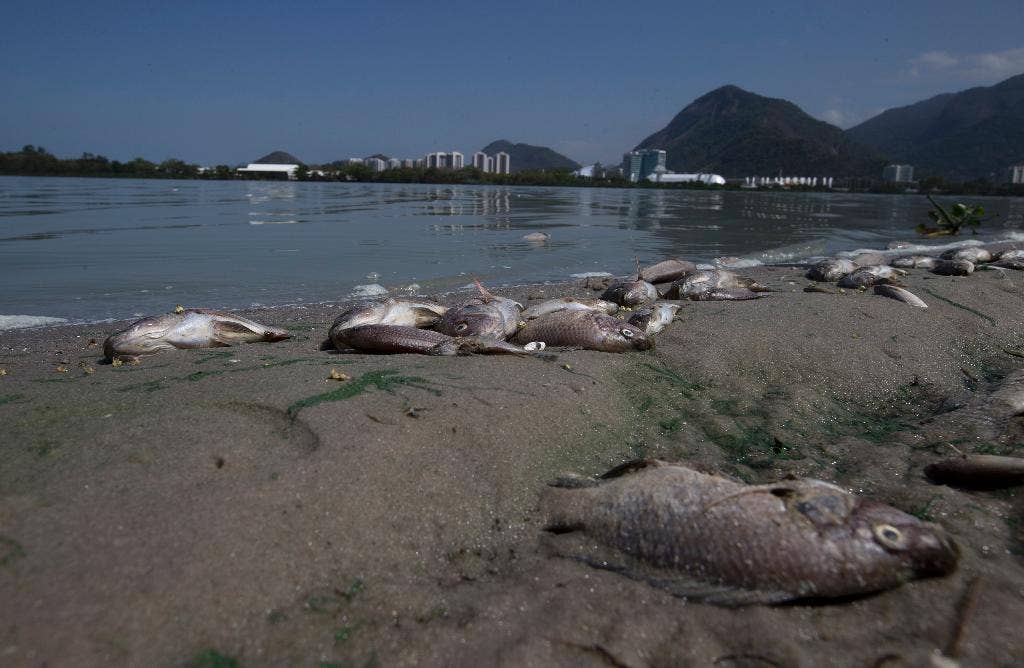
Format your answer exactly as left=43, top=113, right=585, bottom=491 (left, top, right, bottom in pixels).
left=2, top=265, right=1023, bottom=667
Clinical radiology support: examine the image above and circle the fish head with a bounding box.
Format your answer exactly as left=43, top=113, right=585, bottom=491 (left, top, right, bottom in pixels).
left=593, top=315, right=652, bottom=351
left=260, top=325, right=291, bottom=342
left=102, top=314, right=182, bottom=360
left=331, top=300, right=391, bottom=331
left=850, top=499, right=959, bottom=578
left=438, top=305, right=508, bottom=338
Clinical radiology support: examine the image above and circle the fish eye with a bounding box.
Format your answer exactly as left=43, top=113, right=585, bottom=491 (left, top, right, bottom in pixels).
left=455, top=323, right=468, bottom=333
left=620, top=328, right=634, bottom=339
left=873, top=523, right=907, bottom=550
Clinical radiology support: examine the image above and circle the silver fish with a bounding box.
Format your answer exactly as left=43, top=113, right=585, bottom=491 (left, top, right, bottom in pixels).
left=522, top=297, right=618, bottom=320
left=874, top=284, right=927, bottom=308
left=806, top=258, right=857, bottom=282
left=542, top=460, right=958, bottom=605
left=512, top=310, right=651, bottom=352
left=336, top=324, right=529, bottom=356
left=994, top=249, right=1024, bottom=270
left=329, top=298, right=447, bottom=349
left=600, top=278, right=658, bottom=307
left=837, top=265, right=905, bottom=288
left=942, top=247, right=992, bottom=263
left=628, top=303, right=681, bottom=335
left=930, top=259, right=974, bottom=276
left=640, top=258, right=698, bottom=284
left=891, top=255, right=938, bottom=269
left=104, top=309, right=290, bottom=361
left=434, top=281, right=522, bottom=339
left=663, top=270, right=769, bottom=300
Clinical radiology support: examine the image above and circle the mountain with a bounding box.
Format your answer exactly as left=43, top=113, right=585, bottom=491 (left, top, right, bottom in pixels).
left=634, top=85, right=885, bottom=178
left=480, top=140, right=580, bottom=173
left=253, top=150, right=301, bottom=164
left=846, top=73, right=1024, bottom=181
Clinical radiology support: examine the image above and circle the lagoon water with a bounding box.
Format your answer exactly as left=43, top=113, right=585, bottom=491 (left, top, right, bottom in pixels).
left=2, top=175, right=1023, bottom=324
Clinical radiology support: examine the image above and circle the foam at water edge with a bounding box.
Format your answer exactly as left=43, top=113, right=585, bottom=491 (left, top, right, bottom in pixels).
left=0, top=315, right=69, bottom=330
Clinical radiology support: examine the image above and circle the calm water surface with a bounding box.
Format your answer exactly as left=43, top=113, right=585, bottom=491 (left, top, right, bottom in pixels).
left=2, top=176, right=1023, bottom=322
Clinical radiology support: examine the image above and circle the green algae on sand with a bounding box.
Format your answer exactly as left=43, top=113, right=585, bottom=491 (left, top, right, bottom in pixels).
left=286, top=370, right=439, bottom=418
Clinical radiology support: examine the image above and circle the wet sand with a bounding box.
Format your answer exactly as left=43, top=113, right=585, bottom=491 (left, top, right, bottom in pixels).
left=2, top=266, right=1023, bottom=667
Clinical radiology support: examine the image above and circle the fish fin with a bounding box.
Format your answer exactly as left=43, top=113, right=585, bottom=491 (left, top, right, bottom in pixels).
left=598, top=459, right=666, bottom=479
left=543, top=533, right=796, bottom=606
left=472, top=277, right=494, bottom=303
left=212, top=320, right=260, bottom=343
left=549, top=473, right=601, bottom=489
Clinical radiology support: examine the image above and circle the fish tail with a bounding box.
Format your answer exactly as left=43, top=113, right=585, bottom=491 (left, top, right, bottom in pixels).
left=472, top=277, right=495, bottom=303
left=540, top=477, right=598, bottom=532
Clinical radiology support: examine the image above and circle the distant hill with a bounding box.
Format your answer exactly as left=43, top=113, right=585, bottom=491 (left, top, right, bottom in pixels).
left=634, top=85, right=885, bottom=178
left=253, top=150, right=301, bottom=164
left=480, top=140, right=580, bottom=173
left=846, top=73, right=1024, bottom=181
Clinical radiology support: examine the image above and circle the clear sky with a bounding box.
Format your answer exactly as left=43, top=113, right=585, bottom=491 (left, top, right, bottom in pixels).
left=2, top=1, right=1022, bottom=166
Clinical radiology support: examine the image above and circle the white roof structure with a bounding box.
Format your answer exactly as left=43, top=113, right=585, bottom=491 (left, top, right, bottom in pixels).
left=237, top=163, right=299, bottom=179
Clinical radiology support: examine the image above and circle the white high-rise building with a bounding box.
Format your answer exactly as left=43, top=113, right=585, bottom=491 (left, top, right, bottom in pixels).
left=1010, top=164, right=1024, bottom=184
left=450, top=152, right=464, bottom=169
left=472, top=152, right=489, bottom=171
left=366, top=158, right=387, bottom=172
left=485, top=156, right=494, bottom=173
left=401, top=159, right=415, bottom=168
left=494, top=151, right=511, bottom=175
left=387, top=158, right=402, bottom=170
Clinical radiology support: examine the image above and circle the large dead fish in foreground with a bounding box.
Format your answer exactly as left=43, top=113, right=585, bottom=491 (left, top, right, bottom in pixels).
left=434, top=280, right=522, bottom=339
left=542, top=460, right=958, bottom=605
left=104, top=309, right=290, bottom=360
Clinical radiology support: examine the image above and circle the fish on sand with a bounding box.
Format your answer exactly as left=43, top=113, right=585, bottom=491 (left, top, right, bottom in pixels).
left=806, top=258, right=857, bottom=282
left=925, top=454, right=1024, bottom=489
left=628, top=303, right=680, bottom=335
left=662, top=269, right=769, bottom=300
left=600, top=276, right=658, bottom=307
left=837, top=266, right=905, bottom=288
left=521, top=297, right=618, bottom=320
left=103, top=309, right=290, bottom=360
left=329, top=298, right=447, bottom=348
left=334, top=324, right=530, bottom=356
left=874, top=284, right=927, bottom=308
left=513, top=310, right=651, bottom=352
left=434, top=281, right=522, bottom=339
left=640, top=258, right=698, bottom=284
left=891, top=255, right=939, bottom=269
left=930, top=259, right=974, bottom=276
left=542, top=460, right=958, bottom=605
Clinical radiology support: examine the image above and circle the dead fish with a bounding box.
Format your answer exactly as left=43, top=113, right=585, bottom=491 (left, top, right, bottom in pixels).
left=513, top=310, right=651, bottom=352
left=994, top=249, right=1024, bottom=270
left=806, top=258, right=857, bottom=282
left=942, top=247, right=992, bottom=263
left=628, top=303, right=680, bottom=335
left=434, top=280, right=522, bottom=339
left=103, top=309, right=290, bottom=361
left=542, top=460, right=958, bottom=605
left=640, top=258, right=698, bottom=284
left=336, top=324, right=529, bottom=356
left=837, top=266, right=905, bottom=288
left=329, top=298, right=447, bottom=346
left=891, top=255, right=939, bottom=269
left=663, top=270, right=769, bottom=300
left=600, top=278, right=658, bottom=307
left=522, top=297, right=618, bottom=320
left=874, top=284, right=928, bottom=308
left=522, top=231, right=550, bottom=242
left=925, top=454, right=1024, bottom=489
left=930, top=259, right=974, bottom=276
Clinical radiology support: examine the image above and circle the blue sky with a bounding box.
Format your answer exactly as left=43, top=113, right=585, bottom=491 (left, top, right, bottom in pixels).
left=2, top=1, right=1022, bottom=165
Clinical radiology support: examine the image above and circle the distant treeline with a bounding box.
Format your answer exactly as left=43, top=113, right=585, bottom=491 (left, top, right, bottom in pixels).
left=3, top=145, right=1023, bottom=196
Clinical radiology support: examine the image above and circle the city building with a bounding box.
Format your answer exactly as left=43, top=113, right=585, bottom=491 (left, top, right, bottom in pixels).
left=365, top=158, right=387, bottom=172
left=646, top=172, right=725, bottom=185
left=494, top=151, right=511, bottom=175
left=472, top=152, right=489, bottom=172
left=387, top=158, right=402, bottom=170
left=621, top=149, right=666, bottom=182
left=236, top=162, right=299, bottom=180
left=882, top=164, right=915, bottom=183
left=485, top=155, right=494, bottom=173
left=1010, top=164, right=1024, bottom=184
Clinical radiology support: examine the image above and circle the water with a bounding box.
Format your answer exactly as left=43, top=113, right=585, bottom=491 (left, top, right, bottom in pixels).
left=2, top=175, right=1023, bottom=324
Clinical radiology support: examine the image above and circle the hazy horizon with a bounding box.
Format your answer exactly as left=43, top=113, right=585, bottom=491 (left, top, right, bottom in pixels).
left=2, top=1, right=1022, bottom=166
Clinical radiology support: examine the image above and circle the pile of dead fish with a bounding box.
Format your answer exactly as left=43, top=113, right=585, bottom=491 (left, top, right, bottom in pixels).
left=805, top=243, right=1024, bottom=308
left=103, top=258, right=773, bottom=360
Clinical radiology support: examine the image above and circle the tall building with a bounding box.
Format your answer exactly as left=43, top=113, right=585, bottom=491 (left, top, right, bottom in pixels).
left=386, top=158, right=402, bottom=170
left=485, top=156, right=494, bottom=173
left=882, top=164, right=914, bottom=183
left=365, top=158, right=387, bottom=172
left=450, top=152, right=464, bottom=170
left=1011, top=164, right=1024, bottom=184
left=622, top=150, right=666, bottom=182
left=472, top=152, right=489, bottom=172
left=494, top=151, right=511, bottom=175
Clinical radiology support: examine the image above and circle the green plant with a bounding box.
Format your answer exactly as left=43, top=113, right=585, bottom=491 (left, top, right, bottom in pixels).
left=917, top=195, right=989, bottom=236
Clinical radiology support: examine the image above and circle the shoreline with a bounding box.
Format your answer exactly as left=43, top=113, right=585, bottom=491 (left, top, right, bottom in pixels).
left=2, top=265, right=1024, bottom=665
